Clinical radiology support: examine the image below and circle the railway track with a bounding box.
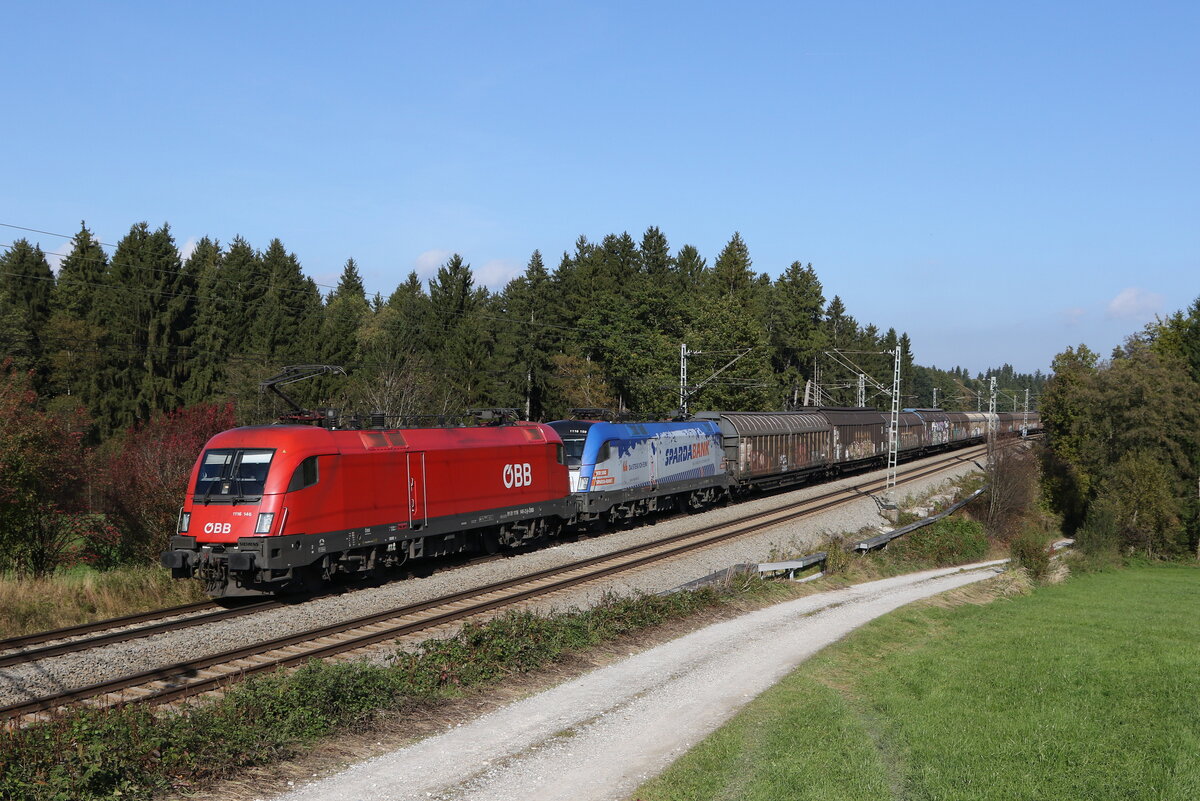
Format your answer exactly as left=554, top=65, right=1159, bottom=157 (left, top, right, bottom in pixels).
left=0, top=600, right=285, bottom=669
left=0, top=444, right=990, bottom=726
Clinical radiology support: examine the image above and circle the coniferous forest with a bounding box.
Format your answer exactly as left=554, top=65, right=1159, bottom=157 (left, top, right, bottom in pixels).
left=0, top=220, right=1047, bottom=574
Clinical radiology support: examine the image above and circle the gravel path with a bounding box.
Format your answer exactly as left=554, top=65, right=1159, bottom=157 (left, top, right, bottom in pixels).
left=272, top=560, right=1007, bottom=801
left=0, top=451, right=980, bottom=706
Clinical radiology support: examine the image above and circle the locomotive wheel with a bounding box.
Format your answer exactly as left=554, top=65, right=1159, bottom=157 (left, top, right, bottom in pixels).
left=299, top=558, right=332, bottom=592
left=498, top=524, right=527, bottom=549
left=482, top=529, right=501, bottom=555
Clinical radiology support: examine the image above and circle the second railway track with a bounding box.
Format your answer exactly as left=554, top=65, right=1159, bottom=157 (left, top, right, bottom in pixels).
left=1, top=444, right=989, bottom=725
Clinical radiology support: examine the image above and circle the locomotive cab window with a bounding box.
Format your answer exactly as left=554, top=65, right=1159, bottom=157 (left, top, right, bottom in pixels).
left=596, top=441, right=613, bottom=463
left=194, top=449, right=275, bottom=501
left=560, top=437, right=586, bottom=467
left=287, top=456, right=320, bottom=491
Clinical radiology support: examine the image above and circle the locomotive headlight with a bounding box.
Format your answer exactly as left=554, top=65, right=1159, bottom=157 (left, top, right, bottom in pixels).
left=254, top=513, right=275, bottom=534
left=178, top=512, right=190, bottom=533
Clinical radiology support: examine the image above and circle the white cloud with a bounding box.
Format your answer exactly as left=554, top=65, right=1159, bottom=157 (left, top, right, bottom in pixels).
left=313, top=272, right=341, bottom=294
left=406, top=251, right=522, bottom=291
left=414, top=249, right=454, bottom=279
left=1062, top=306, right=1086, bottom=326
left=45, top=241, right=72, bottom=273
left=475, top=259, right=523, bottom=290
left=178, top=237, right=199, bottom=262
left=1106, top=287, right=1164, bottom=320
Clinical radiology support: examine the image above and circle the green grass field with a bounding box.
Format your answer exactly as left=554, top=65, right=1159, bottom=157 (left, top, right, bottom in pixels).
left=633, top=565, right=1200, bottom=801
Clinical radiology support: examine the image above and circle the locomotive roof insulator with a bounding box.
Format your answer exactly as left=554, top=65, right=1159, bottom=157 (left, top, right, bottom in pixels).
left=468, top=408, right=522, bottom=425
left=568, top=408, right=617, bottom=421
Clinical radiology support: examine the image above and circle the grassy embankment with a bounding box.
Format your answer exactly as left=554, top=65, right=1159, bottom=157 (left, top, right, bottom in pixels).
left=634, top=564, right=1200, bottom=801
left=0, top=566, right=207, bottom=639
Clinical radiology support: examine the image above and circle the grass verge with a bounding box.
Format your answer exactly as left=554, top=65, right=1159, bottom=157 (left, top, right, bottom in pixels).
left=0, top=566, right=207, bottom=639
left=633, top=564, right=1200, bottom=801
left=0, top=580, right=795, bottom=801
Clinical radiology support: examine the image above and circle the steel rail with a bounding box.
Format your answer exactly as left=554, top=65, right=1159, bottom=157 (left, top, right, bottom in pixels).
left=0, top=601, right=220, bottom=652
left=0, top=445, right=985, bottom=723
left=0, top=600, right=285, bottom=669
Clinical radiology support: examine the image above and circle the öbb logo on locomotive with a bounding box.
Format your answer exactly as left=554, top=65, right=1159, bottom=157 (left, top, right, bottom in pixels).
left=503, top=462, right=532, bottom=488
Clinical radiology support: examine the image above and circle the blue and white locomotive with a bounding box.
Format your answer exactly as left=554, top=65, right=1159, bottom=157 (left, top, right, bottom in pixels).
left=547, top=419, right=727, bottom=523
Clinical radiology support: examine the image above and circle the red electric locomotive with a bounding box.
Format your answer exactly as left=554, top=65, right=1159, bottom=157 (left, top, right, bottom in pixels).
left=161, top=422, right=572, bottom=597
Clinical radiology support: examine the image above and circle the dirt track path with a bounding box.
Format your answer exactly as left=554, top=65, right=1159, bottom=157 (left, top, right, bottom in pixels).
left=273, top=561, right=1006, bottom=801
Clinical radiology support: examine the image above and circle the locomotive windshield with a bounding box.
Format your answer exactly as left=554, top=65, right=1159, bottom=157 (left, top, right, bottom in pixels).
left=560, top=437, right=587, bottom=467
left=547, top=420, right=594, bottom=468
left=194, top=449, right=276, bottom=502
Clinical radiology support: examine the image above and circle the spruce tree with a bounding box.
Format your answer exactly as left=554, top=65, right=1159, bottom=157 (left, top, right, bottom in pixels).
left=321, top=257, right=370, bottom=371
left=768, top=261, right=827, bottom=406
left=495, top=251, right=557, bottom=419
left=675, top=244, right=707, bottom=289
left=551, top=236, right=599, bottom=354
left=187, top=236, right=273, bottom=415
left=251, top=238, right=315, bottom=363
left=638, top=226, right=682, bottom=340
left=898, top=332, right=915, bottom=404
left=138, top=223, right=190, bottom=416
left=426, top=254, right=490, bottom=408
left=0, top=239, right=53, bottom=374
left=219, top=236, right=265, bottom=347
left=710, top=232, right=754, bottom=300
left=825, top=295, right=850, bottom=348
left=673, top=244, right=708, bottom=334
left=90, top=223, right=159, bottom=432
left=347, top=270, right=440, bottom=418
left=50, top=223, right=107, bottom=320
left=386, top=270, right=432, bottom=352
left=683, top=295, right=774, bottom=412
left=180, top=238, right=225, bottom=404
left=43, top=225, right=107, bottom=412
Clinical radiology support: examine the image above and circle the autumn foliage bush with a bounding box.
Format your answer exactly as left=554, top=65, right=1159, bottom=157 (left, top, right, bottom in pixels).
left=0, top=359, right=236, bottom=575
left=0, top=362, right=89, bottom=576
left=94, top=402, right=236, bottom=564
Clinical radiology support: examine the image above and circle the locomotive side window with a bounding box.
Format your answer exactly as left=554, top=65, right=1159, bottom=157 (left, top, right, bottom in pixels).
left=596, top=441, right=613, bottom=463
left=555, top=444, right=565, bottom=465
left=288, top=456, right=320, bottom=491
left=194, top=449, right=275, bottom=500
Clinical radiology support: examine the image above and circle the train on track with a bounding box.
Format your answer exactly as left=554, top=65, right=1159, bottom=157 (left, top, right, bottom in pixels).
left=161, top=407, right=1040, bottom=597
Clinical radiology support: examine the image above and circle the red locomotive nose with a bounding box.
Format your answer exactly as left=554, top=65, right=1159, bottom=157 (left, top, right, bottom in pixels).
left=186, top=505, right=279, bottom=543
left=182, top=437, right=288, bottom=544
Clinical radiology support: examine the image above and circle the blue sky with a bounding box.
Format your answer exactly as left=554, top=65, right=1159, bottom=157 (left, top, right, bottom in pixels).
left=2, top=1, right=1196, bottom=374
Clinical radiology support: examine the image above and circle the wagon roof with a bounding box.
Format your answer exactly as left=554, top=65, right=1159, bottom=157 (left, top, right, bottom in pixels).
left=803, top=407, right=886, bottom=426
left=695, top=411, right=831, bottom=435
